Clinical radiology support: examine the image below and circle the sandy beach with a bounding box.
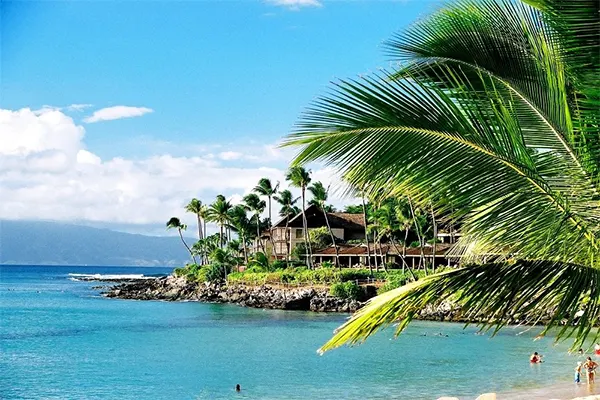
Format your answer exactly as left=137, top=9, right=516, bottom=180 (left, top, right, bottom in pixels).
left=499, top=382, right=600, bottom=399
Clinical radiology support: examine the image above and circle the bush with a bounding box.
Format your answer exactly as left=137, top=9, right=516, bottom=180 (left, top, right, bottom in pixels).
left=330, top=281, right=362, bottom=300
left=271, top=260, right=287, bottom=270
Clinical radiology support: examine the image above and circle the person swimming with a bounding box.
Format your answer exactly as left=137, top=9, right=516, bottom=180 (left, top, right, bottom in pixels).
left=235, top=384, right=241, bottom=392
left=583, top=357, right=598, bottom=384
left=530, top=352, right=543, bottom=363
left=575, top=361, right=583, bottom=383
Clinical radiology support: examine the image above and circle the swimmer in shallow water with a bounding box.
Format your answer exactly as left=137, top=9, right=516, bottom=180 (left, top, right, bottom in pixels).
left=530, top=352, right=543, bottom=363
left=235, top=384, right=241, bottom=392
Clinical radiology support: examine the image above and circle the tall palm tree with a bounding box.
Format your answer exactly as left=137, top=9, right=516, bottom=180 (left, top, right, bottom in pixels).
left=166, top=217, right=197, bottom=265
left=192, top=233, right=220, bottom=265
left=285, top=0, right=600, bottom=351
left=308, top=181, right=340, bottom=269
left=243, top=193, right=266, bottom=254
left=254, top=178, right=280, bottom=259
left=274, top=189, right=300, bottom=265
left=285, top=166, right=313, bottom=268
left=396, top=198, right=414, bottom=276
left=207, top=195, right=232, bottom=249
left=185, top=198, right=205, bottom=263
left=361, top=189, right=372, bottom=272
left=228, top=204, right=252, bottom=264
left=185, top=198, right=204, bottom=240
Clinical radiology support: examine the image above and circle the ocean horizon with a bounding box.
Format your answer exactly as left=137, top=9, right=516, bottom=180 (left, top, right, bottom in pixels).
left=1, top=265, right=597, bottom=399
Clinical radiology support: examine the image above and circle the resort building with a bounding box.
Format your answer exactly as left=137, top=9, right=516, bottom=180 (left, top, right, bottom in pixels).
left=261, top=204, right=365, bottom=257
left=259, top=204, right=460, bottom=268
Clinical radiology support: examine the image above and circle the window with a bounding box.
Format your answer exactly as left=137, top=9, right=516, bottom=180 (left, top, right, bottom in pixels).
left=295, top=229, right=304, bottom=239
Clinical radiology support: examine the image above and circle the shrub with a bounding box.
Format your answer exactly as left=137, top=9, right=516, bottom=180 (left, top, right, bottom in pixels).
left=320, top=261, right=335, bottom=269
left=330, top=281, right=362, bottom=300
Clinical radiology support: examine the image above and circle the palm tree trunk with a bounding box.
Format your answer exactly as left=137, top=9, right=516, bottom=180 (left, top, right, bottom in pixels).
left=407, top=197, right=424, bottom=273
left=203, top=220, right=207, bottom=264
left=179, top=228, right=197, bottom=265
left=391, top=236, right=416, bottom=281
left=220, top=225, right=224, bottom=248
left=322, top=209, right=340, bottom=269
left=302, top=186, right=312, bottom=269
left=241, top=232, right=248, bottom=264
left=284, top=219, right=290, bottom=269
left=197, top=215, right=204, bottom=264
left=431, top=204, right=437, bottom=273
left=373, top=231, right=379, bottom=272
left=362, top=192, right=372, bottom=274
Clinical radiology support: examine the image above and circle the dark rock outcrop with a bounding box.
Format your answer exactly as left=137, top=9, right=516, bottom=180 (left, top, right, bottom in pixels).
left=102, top=276, right=366, bottom=312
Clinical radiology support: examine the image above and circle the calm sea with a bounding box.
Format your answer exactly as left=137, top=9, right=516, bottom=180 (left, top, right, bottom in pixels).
left=0, top=265, right=586, bottom=399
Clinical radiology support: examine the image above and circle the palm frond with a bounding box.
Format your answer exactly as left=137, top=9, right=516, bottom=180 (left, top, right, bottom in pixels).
left=320, top=260, right=600, bottom=353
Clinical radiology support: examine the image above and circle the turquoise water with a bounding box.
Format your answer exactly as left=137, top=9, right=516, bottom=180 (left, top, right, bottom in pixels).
left=0, top=265, right=584, bottom=399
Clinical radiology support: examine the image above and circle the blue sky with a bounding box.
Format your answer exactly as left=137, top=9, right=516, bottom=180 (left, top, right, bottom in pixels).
left=1, top=0, right=437, bottom=234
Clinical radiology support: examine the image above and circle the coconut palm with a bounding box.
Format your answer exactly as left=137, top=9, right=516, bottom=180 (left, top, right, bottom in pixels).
left=209, top=247, right=237, bottom=281
left=166, top=217, right=197, bottom=265
left=285, top=0, right=600, bottom=351
left=185, top=198, right=206, bottom=263
left=285, top=166, right=313, bottom=268
left=192, top=233, right=220, bottom=264
left=228, top=204, right=252, bottom=264
left=243, top=193, right=266, bottom=253
left=207, top=195, right=232, bottom=248
left=274, top=189, right=300, bottom=264
left=308, top=181, right=340, bottom=269
left=254, top=178, right=280, bottom=259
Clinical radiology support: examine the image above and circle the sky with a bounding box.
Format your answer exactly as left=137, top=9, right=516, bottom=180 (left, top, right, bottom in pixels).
left=0, top=0, right=438, bottom=236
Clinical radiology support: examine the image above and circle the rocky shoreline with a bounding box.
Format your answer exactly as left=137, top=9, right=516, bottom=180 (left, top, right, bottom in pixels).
left=102, top=276, right=371, bottom=313
left=97, top=276, right=559, bottom=324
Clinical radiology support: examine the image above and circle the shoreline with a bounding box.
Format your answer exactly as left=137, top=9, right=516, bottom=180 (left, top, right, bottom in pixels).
left=499, top=381, right=600, bottom=400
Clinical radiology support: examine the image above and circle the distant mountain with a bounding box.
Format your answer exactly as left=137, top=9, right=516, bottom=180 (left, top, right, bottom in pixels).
left=0, top=220, right=194, bottom=266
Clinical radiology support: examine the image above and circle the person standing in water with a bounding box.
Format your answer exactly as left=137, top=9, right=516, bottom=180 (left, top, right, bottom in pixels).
left=575, top=362, right=583, bottom=383
left=235, top=384, right=241, bottom=392
left=583, top=357, right=598, bottom=384
left=530, top=352, right=543, bottom=363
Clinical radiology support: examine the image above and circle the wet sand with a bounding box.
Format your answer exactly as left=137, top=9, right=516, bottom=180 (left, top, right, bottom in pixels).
left=499, top=381, right=599, bottom=399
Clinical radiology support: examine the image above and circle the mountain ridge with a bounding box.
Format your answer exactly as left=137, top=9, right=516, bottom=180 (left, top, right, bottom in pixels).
left=0, top=220, right=195, bottom=266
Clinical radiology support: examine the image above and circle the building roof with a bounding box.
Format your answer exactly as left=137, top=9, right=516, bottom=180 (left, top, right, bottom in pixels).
left=272, top=204, right=365, bottom=230
left=311, top=243, right=452, bottom=257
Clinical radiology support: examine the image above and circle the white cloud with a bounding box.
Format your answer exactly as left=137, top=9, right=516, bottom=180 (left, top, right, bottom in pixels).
left=66, top=104, right=94, bottom=112
left=218, top=151, right=243, bottom=161
left=0, top=107, right=354, bottom=234
left=83, top=106, right=153, bottom=123
left=265, top=0, right=322, bottom=9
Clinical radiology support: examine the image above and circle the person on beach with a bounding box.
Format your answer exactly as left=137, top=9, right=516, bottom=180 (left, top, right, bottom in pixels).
left=595, top=343, right=600, bottom=356
left=530, top=352, right=543, bottom=363
left=575, top=361, right=583, bottom=383
left=583, top=357, right=598, bottom=384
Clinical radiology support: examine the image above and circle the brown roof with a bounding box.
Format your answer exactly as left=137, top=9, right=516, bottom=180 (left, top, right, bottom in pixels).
left=312, top=243, right=452, bottom=256
left=328, top=212, right=365, bottom=229
left=272, top=205, right=365, bottom=230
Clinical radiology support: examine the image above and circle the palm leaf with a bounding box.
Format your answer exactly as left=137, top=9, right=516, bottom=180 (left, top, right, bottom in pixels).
left=319, top=260, right=600, bottom=353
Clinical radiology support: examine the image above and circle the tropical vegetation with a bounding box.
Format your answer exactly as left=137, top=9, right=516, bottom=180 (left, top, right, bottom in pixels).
left=282, top=0, right=600, bottom=350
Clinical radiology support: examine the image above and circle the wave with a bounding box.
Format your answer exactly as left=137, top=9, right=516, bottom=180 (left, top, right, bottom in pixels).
left=68, top=273, right=155, bottom=281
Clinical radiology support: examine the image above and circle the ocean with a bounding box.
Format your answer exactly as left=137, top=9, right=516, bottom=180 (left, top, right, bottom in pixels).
left=0, top=265, right=593, bottom=399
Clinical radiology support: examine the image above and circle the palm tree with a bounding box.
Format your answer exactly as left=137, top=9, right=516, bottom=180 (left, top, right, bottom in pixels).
left=285, top=0, right=600, bottom=351
left=361, top=189, right=372, bottom=272
left=396, top=198, right=414, bottom=276
left=254, top=178, right=280, bottom=260
left=274, top=189, right=300, bottom=266
left=209, top=247, right=237, bottom=281
left=286, top=166, right=313, bottom=268
left=166, top=217, right=197, bottom=265
left=185, top=198, right=205, bottom=263
left=308, top=181, right=340, bottom=269
left=192, top=233, right=220, bottom=264
left=228, top=204, right=252, bottom=264
left=243, top=193, right=266, bottom=254
left=207, top=195, right=232, bottom=248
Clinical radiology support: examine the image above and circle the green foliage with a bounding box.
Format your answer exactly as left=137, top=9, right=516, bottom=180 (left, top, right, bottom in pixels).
left=320, top=261, right=335, bottom=269
left=330, top=282, right=362, bottom=300
left=309, top=227, right=333, bottom=250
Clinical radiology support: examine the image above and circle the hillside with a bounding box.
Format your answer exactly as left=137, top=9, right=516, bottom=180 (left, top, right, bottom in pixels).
left=0, top=220, right=194, bottom=266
